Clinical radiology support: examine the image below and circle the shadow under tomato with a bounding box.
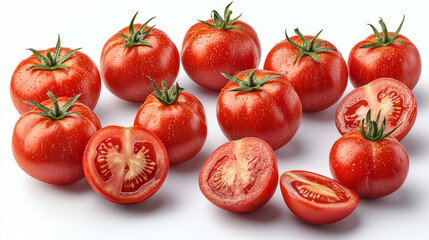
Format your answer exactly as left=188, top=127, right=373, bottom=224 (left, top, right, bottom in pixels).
left=358, top=185, right=417, bottom=210
left=94, top=96, right=142, bottom=126
left=275, top=138, right=302, bottom=160
left=400, top=131, right=428, bottom=160
left=112, top=191, right=169, bottom=214
left=412, top=83, right=427, bottom=108
left=302, top=101, right=339, bottom=122
left=221, top=200, right=284, bottom=224
left=48, top=178, right=92, bottom=193
left=292, top=210, right=361, bottom=234
left=169, top=148, right=210, bottom=174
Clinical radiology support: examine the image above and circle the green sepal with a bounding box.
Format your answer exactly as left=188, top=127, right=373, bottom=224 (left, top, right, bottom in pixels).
left=24, top=92, right=82, bottom=121
left=223, top=70, right=283, bottom=92
left=146, top=77, right=184, bottom=105
left=117, top=12, right=156, bottom=48
left=359, top=109, right=402, bottom=141
left=360, top=16, right=407, bottom=49
left=198, top=2, right=246, bottom=30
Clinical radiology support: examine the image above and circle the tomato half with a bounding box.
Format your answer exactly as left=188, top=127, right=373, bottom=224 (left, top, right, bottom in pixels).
left=335, top=78, right=417, bottom=141
left=83, top=126, right=169, bottom=204
left=198, top=137, right=278, bottom=213
left=280, top=171, right=359, bottom=224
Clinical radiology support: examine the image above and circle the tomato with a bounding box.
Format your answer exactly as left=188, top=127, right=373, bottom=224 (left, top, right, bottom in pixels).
left=348, top=17, right=421, bottom=90
left=100, top=12, right=180, bottom=102
left=10, top=35, right=101, bottom=114
left=264, top=28, right=348, bottom=112
left=181, top=2, right=261, bottom=90
left=279, top=170, right=359, bottom=224
left=199, top=137, right=278, bottom=212
left=330, top=111, right=409, bottom=198
left=134, top=79, right=207, bottom=164
left=335, top=78, right=417, bottom=141
left=216, top=69, right=301, bottom=150
left=83, top=126, right=169, bottom=204
left=12, top=92, right=101, bottom=184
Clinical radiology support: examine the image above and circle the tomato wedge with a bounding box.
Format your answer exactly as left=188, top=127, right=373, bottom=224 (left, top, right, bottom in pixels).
left=83, top=126, right=169, bottom=204
left=198, top=137, right=278, bottom=213
left=335, top=78, right=417, bottom=141
left=280, top=171, right=359, bottom=224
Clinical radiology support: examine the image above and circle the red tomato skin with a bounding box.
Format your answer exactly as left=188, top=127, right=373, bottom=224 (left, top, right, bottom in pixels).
left=83, top=126, right=169, bottom=204
left=134, top=92, right=207, bottom=164
left=100, top=24, right=180, bottom=102
left=12, top=98, right=102, bottom=185
left=329, top=131, right=409, bottom=198
left=280, top=171, right=359, bottom=224
left=264, top=35, right=348, bottom=112
left=10, top=48, right=101, bottom=114
left=335, top=78, right=417, bottom=141
left=216, top=69, right=301, bottom=150
left=181, top=19, right=261, bottom=90
left=198, top=137, right=278, bottom=213
left=348, top=33, right=421, bottom=90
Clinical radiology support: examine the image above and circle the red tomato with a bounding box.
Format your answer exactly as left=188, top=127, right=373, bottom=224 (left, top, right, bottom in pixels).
left=330, top=112, right=409, bottom=198
left=134, top=80, right=207, bottom=164
left=12, top=92, right=101, bottom=184
left=181, top=3, right=261, bottom=90
left=335, top=78, right=417, bottom=141
left=100, top=12, right=180, bottom=102
left=199, top=137, right=278, bottom=212
left=83, top=126, right=169, bottom=204
left=216, top=69, right=301, bottom=150
left=280, top=170, right=359, bottom=224
left=348, top=17, right=421, bottom=90
left=264, top=29, right=348, bottom=112
left=10, top=36, right=101, bottom=114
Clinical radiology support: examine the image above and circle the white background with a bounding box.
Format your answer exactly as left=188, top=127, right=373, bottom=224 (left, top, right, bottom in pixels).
left=1, top=0, right=428, bottom=239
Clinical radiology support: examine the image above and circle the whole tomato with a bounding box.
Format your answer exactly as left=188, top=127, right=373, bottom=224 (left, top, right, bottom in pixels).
left=181, top=2, right=261, bottom=90
left=264, top=29, right=348, bottom=112
left=217, top=69, right=301, bottom=150
left=100, top=12, right=180, bottom=102
left=134, top=79, right=207, bottom=164
left=12, top=92, right=102, bottom=185
left=348, top=17, right=421, bottom=90
left=10, top=36, right=101, bottom=114
left=330, top=110, right=409, bottom=198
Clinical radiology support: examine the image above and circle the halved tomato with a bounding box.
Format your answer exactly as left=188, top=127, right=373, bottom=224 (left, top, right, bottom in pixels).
left=198, top=137, right=278, bottom=213
left=83, top=126, right=169, bottom=204
left=280, top=171, right=359, bottom=224
left=335, top=78, right=417, bottom=141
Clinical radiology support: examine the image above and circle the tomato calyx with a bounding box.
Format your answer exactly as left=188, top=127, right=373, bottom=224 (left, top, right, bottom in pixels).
left=24, top=91, right=82, bottom=120
left=360, top=109, right=402, bottom=141
left=117, top=12, right=156, bottom=48
left=147, top=77, right=184, bottom=105
left=285, top=28, right=336, bottom=64
left=222, top=70, right=282, bottom=92
left=198, top=2, right=245, bottom=31
left=360, top=16, right=407, bottom=49
left=26, top=35, right=81, bottom=71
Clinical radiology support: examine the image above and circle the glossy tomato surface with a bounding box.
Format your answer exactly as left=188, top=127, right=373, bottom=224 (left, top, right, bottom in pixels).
left=335, top=78, right=417, bottom=141
left=330, top=131, right=409, bottom=198
left=348, top=33, right=421, bottom=90
left=280, top=170, right=359, bottom=224
left=264, top=35, right=348, bottom=112
left=217, top=69, right=301, bottom=150
left=12, top=98, right=102, bottom=184
left=83, top=126, right=169, bottom=204
left=199, top=137, right=278, bottom=212
left=134, top=91, right=207, bottom=164
left=11, top=48, right=101, bottom=114
left=100, top=24, right=180, bottom=102
left=181, top=19, right=261, bottom=90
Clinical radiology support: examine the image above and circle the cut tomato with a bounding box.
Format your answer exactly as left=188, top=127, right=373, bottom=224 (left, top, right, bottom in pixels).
left=335, top=78, right=417, bottom=141
left=280, top=170, right=359, bottom=224
left=83, top=126, right=169, bottom=204
left=198, top=137, right=278, bottom=212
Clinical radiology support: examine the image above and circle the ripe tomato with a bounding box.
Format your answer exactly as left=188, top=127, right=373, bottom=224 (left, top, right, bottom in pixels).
left=83, top=126, right=169, bottom=204
left=279, top=170, right=359, bottom=224
left=134, top=79, right=207, bottom=164
left=10, top=36, right=101, bottom=114
left=330, top=111, right=409, bottom=198
left=100, top=12, right=180, bottom=102
left=348, top=17, right=421, bottom=90
left=12, top=92, right=101, bottom=184
left=264, top=28, right=348, bottom=112
left=199, top=137, right=278, bottom=212
left=216, top=69, right=301, bottom=150
left=335, top=78, right=417, bottom=141
left=181, top=2, right=261, bottom=90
